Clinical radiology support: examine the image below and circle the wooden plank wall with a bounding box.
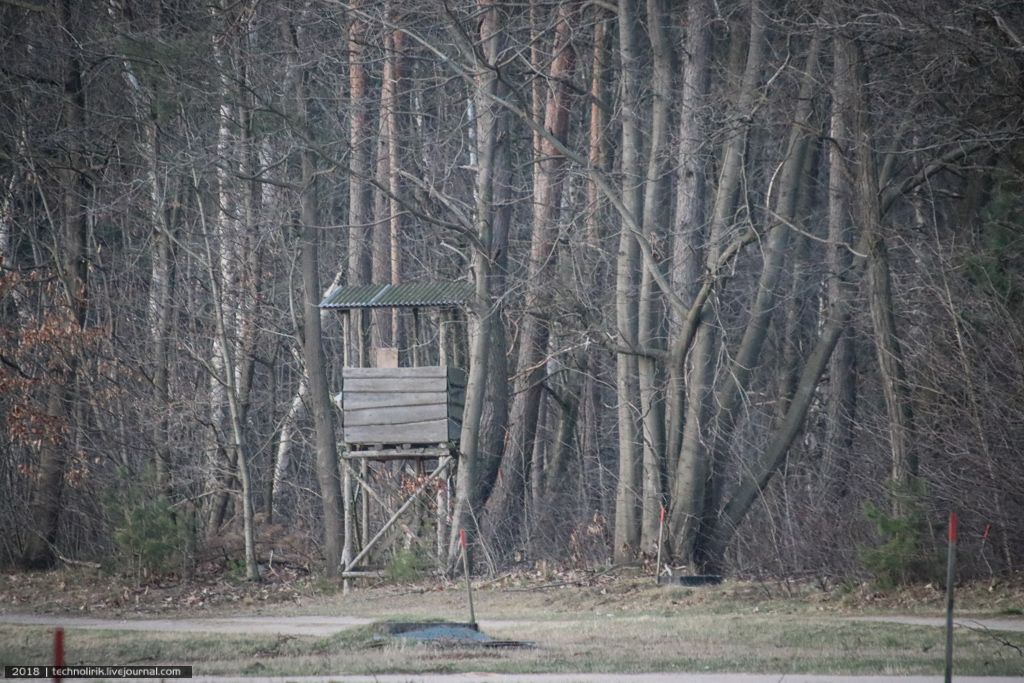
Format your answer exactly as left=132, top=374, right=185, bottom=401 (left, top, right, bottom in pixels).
left=340, top=366, right=466, bottom=445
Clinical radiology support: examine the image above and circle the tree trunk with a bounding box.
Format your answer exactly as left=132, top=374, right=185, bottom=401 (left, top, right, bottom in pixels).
left=300, top=143, right=345, bottom=577
left=267, top=374, right=306, bottom=522
left=668, top=0, right=764, bottom=566
left=868, top=236, right=918, bottom=504
left=844, top=35, right=918, bottom=510
left=205, top=0, right=242, bottom=538
left=286, top=16, right=346, bottom=575
left=586, top=14, right=608, bottom=246
left=198, top=171, right=260, bottom=582
left=21, top=0, right=88, bottom=569
left=234, top=22, right=262, bottom=424
left=823, top=33, right=858, bottom=494
left=387, top=26, right=404, bottom=350
left=371, top=25, right=394, bottom=351
left=637, top=0, right=671, bottom=552
left=544, top=372, right=582, bottom=502
left=578, top=8, right=610, bottom=543
left=707, top=31, right=822, bottom=465
left=702, top=29, right=897, bottom=569
left=665, top=0, right=713, bottom=475
left=774, top=142, right=819, bottom=418
left=706, top=238, right=868, bottom=566
left=485, top=3, right=574, bottom=548
left=447, top=0, right=505, bottom=570
left=612, top=0, right=644, bottom=564
left=696, top=31, right=822, bottom=566
left=475, top=134, right=512, bottom=511
left=347, top=3, right=371, bottom=368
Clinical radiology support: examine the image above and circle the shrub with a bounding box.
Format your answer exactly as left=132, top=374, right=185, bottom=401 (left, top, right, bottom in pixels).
left=860, top=481, right=941, bottom=587
left=385, top=546, right=431, bottom=583
left=105, top=473, right=187, bottom=578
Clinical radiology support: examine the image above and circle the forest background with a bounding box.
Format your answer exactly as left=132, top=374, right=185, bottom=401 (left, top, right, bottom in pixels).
left=1, top=0, right=1022, bottom=585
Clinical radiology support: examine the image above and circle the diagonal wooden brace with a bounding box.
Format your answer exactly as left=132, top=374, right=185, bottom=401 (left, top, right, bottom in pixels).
left=344, top=456, right=453, bottom=571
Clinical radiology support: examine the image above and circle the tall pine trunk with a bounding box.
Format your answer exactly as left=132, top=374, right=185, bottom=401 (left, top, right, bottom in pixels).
left=486, top=2, right=574, bottom=548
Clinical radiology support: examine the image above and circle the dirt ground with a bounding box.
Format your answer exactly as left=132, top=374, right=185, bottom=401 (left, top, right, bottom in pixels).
left=2, top=564, right=1022, bottom=619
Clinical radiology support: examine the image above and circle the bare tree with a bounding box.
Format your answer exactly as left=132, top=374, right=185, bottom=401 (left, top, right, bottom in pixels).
left=486, top=0, right=575, bottom=548
left=667, top=0, right=767, bottom=568
left=612, top=0, right=644, bottom=563
left=447, top=0, right=509, bottom=569
left=20, top=0, right=89, bottom=570
left=283, top=13, right=345, bottom=576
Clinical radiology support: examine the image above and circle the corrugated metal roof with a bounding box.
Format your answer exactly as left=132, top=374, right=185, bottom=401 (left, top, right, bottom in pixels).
left=319, top=280, right=474, bottom=309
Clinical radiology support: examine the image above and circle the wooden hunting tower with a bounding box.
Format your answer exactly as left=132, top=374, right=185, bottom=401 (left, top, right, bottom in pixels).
left=318, top=280, right=473, bottom=579
left=340, top=366, right=466, bottom=453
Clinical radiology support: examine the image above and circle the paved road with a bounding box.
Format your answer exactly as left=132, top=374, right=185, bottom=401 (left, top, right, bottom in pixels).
left=28, top=675, right=1024, bottom=683
left=0, top=614, right=558, bottom=636
left=3, top=613, right=1024, bottom=636
left=0, top=614, right=378, bottom=637
left=852, top=615, right=1024, bottom=633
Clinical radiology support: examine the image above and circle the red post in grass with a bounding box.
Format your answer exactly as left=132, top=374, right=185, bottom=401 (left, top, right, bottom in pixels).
left=655, top=506, right=665, bottom=581
left=944, top=511, right=958, bottom=683
left=53, top=627, right=64, bottom=683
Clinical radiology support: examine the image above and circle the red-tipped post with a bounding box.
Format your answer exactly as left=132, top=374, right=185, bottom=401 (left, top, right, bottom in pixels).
left=53, top=627, right=64, bottom=683
left=655, top=506, right=666, bottom=582
left=945, top=511, right=958, bottom=683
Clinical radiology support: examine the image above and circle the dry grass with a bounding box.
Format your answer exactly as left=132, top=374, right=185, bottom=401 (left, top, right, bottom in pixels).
left=2, top=612, right=1022, bottom=676
left=2, top=569, right=1023, bottom=676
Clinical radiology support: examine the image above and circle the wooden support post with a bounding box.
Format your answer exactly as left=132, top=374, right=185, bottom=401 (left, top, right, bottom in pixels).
left=344, top=456, right=452, bottom=571
left=437, top=467, right=450, bottom=568
left=412, top=307, right=422, bottom=367
left=343, top=310, right=351, bottom=368
left=439, top=312, right=449, bottom=367
left=341, top=458, right=425, bottom=546
left=342, top=459, right=354, bottom=595
left=460, top=528, right=476, bottom=629
left=342, top=458, right=393, bottom=516
left=360, top=458, right=370, bottom=547
left=409, top=458, right=426, bottom=550
left=945, top=511, right=958, bottom=683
